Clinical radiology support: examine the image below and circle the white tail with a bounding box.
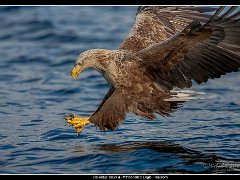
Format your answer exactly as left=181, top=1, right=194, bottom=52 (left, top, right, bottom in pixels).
left=165, top=89, right=205, bottom=102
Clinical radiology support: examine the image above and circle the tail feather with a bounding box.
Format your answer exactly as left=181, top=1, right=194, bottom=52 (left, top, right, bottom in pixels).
left=165, top=90, right=205, bottom=102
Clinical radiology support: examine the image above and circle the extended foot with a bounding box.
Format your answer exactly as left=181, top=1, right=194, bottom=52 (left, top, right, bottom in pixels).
left=65, top=114, right=90, bottom=133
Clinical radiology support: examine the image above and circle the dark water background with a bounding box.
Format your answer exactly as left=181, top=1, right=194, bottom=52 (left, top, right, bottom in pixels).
left=0, top=6, right=239, bottom=174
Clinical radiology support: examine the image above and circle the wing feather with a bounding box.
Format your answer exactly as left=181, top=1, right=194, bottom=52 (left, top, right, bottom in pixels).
left=119, top=6, right=217, bottom=52
left=137, top=6, right=240, bottom=89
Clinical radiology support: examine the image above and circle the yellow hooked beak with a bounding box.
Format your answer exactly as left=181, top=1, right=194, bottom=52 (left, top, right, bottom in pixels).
left=71, top=65, right=85, bottom=79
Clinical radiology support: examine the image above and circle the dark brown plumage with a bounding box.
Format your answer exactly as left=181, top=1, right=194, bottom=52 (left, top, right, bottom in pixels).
left=69, top=6, right=240, bottom=132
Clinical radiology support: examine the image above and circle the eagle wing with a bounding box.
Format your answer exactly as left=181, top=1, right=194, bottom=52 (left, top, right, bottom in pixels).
left=137, top=6, right=240, bottom=90
left=119, top=6, right=217, bottom=52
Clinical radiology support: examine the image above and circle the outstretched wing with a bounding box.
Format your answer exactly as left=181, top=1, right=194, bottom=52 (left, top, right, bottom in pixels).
left=119, top=6, right=217, bottom=52
left=89, top=89, right=127, bottom=131
left=137, top=6, right=240, bottom=90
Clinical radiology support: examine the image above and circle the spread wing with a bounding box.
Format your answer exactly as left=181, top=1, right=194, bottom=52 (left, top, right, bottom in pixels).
left=119, top=6, right=217, bottom=52
left=137, top=6, right=240, bottom=90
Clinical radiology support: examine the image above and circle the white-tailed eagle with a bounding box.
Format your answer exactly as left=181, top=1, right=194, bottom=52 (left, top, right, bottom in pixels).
left=65, top=6, right=240, bottom=133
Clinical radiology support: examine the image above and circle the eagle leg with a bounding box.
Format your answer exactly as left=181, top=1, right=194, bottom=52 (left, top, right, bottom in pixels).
left=65, top=114, right=90, bottom=134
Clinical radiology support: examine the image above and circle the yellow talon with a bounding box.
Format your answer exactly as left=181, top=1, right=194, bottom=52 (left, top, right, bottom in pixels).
left=75, top=128, right=81, bottom=133
left=65, top=114, right=90, bottom=133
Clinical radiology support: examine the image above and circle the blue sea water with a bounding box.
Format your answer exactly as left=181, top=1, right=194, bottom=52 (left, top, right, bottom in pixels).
left=0, top=6, right=239, bottom=174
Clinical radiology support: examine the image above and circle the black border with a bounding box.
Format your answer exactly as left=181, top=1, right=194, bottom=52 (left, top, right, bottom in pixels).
left=0, top=174, right=240, bottom=178
left=0, top=0, right=239, bottom=5
left=0, top=0, right=239, bottom=177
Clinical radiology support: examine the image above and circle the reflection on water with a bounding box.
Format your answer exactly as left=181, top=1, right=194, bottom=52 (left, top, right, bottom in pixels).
left=0, top=6, right=240, bottom=174
left=94, top=141, right=240, bottom=174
